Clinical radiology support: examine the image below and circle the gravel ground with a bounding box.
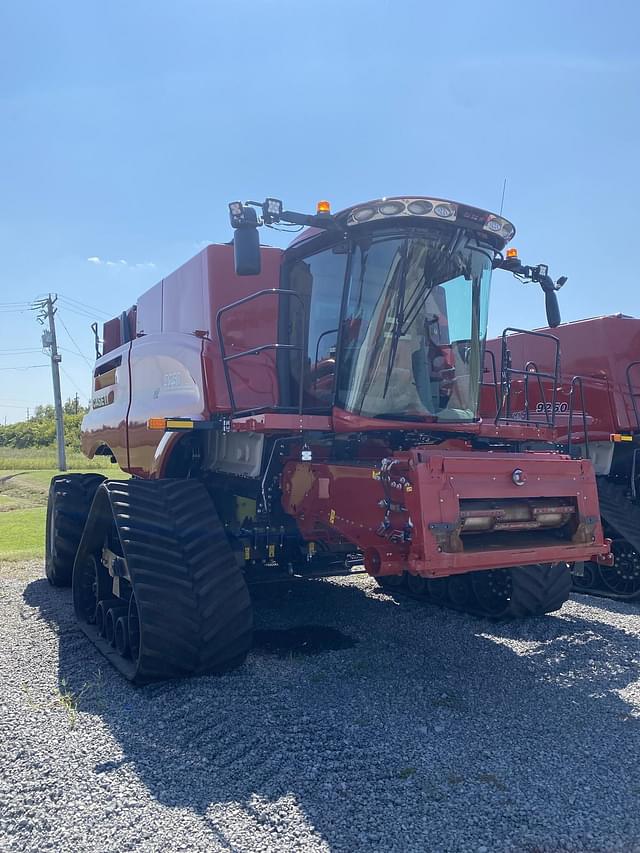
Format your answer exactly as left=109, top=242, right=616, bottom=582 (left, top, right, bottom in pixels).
left=1, top=560, right=639, bottom=853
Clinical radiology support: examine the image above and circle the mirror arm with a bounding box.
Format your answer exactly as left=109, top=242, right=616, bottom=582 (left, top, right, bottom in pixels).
left=495, top=257, right=566, bottom=328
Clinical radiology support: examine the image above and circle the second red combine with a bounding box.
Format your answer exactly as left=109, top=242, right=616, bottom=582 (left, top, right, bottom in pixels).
left=486, top=314, right=640, bottom=602
left=46, top=194, right=610, bottom=682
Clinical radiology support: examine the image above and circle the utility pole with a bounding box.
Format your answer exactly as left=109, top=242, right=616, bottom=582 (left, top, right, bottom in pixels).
left=74, top=392, right=79, bottom=414
left=34, top=295, right=66, bottom=471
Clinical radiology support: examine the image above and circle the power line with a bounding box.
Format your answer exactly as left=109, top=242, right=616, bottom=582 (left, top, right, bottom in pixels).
left=0, top=402, right=43, bottom=409
left=0, top=364, right=49, bottom=371
left=59, top=365, right=89, bottom=401
left=55, top=303, right=101, bottom=322
left=57, top=293, right=111, bottom=319
left=58, top=312, right=93, bottom=367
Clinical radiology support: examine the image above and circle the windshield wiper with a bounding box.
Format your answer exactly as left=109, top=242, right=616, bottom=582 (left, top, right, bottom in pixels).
left=382, top=242, right=409, bottom=398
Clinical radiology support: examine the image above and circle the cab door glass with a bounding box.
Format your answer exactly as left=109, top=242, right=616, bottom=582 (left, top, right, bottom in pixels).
left=287, top=247, right=348, bottom=410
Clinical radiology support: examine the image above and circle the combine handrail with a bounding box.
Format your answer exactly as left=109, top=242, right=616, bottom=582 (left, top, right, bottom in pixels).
left=481, top=348, right=500, bottom=413
left=216, top=289, right=307, bottom=417
left=495, top=328, right=560, bottom=428
left=625, top=360, right=640, bottom=431
left=522, top=361, right=550, bottom=425
left=567, top=375, right=590, bottom=459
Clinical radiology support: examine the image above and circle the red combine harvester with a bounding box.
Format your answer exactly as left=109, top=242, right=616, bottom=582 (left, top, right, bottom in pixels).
left=485, top=314, right=640, bottom=601
left=45, top=195, right=610, bottom=683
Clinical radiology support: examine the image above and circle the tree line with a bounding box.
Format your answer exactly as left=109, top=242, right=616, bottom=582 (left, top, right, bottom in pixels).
left=0, top=400, right=89, bottom=450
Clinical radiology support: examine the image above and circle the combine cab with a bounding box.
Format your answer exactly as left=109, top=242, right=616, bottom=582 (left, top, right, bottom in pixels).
left=486, top=315, right=640, bottom=602
left=46, top=195, right=609, bottom=682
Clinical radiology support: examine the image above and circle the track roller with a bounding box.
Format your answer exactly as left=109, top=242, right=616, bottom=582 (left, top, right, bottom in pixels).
left=72, top=479, right=253, bottom=683
left=96, top=598, right=117, bottom=637
left=376, top=563, right=571, bottom=619
left=105, top=606, right=128, bottom=646
left=114, top=616, right=130, bottom=657
left=45, top=474, right=106, bottom=587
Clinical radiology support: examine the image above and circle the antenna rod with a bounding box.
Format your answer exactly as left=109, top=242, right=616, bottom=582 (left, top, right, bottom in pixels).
left=499, top=178, right=507, bottom=216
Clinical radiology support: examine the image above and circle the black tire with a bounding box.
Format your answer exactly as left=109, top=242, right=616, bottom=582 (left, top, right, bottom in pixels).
left=73, top=479, right=253, bottom=683
left=506, top=563, right=572, bottom=617
left=45, top=474, right=106, bottom=587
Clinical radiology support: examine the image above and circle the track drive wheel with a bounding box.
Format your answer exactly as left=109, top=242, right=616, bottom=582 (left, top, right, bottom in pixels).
left=45, top=474, right=106, bottom=587
left=505, top=563, right=572, bottom=617
left=73, top=479, right=253, bottom=683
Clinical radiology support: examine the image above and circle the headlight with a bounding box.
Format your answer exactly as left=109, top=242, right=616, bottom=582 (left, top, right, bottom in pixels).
left=353, top=206, right=377, bottom=222
left=434, top=203, right=454, bottom=218
left=407, top=200, right=433, bottom=215
left=379, top=201, right=405, bottom=216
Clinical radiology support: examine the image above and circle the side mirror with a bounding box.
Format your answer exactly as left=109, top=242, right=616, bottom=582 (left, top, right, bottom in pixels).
left=230, top=204, right=261, bottom=276
left=234, top=226, right=261, bottom=276
left=545, top=289, right=561, bottom=328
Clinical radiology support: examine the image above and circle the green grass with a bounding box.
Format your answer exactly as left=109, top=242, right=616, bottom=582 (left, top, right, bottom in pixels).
left=0, top=506, right=46, bottom=561
left=0, top=464, right=124, bottom=562
left=0, top=447, right=112, bottom=471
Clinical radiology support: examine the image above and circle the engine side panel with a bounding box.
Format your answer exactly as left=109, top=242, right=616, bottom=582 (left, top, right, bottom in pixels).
left=127, top=333, right=207, bottom=476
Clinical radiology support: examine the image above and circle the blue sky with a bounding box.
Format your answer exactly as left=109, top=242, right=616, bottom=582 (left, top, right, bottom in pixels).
left=1, top=0, right=639, bottom=423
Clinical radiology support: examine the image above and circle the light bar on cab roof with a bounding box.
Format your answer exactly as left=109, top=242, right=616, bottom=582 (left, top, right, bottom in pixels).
left=345, top=197, right=515, bottom=242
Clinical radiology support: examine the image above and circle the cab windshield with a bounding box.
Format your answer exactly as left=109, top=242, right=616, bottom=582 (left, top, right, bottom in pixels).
left=336, top=230, right=493, bottom=422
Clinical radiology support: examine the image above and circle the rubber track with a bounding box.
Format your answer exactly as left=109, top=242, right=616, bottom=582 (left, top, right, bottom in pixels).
left=596, top=479, right=640, bottom=554
left=507, top=563, right=572, bottom=617
left=45, top=473, right=106, bottom=586
left=570, top=478, right=640, bottom=602
left=378, top=563, right=571, bottom=619
left=73, top=479, right=253, bottom=684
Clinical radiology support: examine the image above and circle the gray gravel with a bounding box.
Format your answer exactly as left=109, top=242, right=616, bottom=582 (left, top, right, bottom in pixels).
left=1, top=560, right=640, bottom=853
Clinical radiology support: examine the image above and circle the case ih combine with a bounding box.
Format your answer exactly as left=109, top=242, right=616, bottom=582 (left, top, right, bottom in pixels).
left=485, top=315, right=640, bottom=602
left=45, top=195, right=610, bottom=683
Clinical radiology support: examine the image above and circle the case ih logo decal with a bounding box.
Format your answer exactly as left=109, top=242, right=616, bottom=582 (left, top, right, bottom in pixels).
left=92, top=390, right=114, bottom=409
